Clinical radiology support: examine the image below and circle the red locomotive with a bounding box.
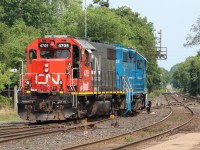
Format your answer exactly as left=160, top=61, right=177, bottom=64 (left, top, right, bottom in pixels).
left=18, top=35, right=147, bottom=121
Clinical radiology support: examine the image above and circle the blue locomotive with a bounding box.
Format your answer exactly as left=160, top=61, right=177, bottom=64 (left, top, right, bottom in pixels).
left=115, top=44, right=147, bottom=114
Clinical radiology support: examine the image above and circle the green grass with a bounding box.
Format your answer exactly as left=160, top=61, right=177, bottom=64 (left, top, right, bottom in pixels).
left=170, top=116, right=180, bottom=122
left=125, top=136, right=135, bottom=143
left=0, top=108, right=22, bottom=121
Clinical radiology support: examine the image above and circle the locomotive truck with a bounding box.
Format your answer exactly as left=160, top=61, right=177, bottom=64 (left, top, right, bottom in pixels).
left=17, top=35, right=148, bottom=121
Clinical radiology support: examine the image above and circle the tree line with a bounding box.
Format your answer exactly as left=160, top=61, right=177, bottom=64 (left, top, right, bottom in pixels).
left=170, top=14, right=200, bottom=96
left=0, top=0, right=164, bottom=104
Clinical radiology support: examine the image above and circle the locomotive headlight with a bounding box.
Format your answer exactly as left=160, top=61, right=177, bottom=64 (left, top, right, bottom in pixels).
left=44, top=63, right=49, bottom=67
left=44, top=68, right=49, bottom=73
left=26, top=80, right=30, bottom=85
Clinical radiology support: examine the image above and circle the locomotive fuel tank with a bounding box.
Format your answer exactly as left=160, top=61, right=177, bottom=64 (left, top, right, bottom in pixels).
left=86, top=100, right=111, bottom=117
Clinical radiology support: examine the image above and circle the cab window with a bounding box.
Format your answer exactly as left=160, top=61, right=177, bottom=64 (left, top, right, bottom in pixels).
left=56, top=49, right=70, bottom=58
left=29, top=49, right=37, bottom=63
left=85, top=50, right=90, bottom=66
left=40, top=50, right=54, bottom=59
left=137, top=60, right=143, bottom=69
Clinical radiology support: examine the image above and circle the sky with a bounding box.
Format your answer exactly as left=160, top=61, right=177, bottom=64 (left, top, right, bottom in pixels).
left=87, top=0, right=200, bottom=71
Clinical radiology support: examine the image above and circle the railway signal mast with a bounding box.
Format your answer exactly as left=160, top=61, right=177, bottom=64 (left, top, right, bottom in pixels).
left=156, top=29, right=167, bottom=60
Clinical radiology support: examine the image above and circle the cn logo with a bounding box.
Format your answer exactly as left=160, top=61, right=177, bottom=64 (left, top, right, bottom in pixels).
left=35, top=74, right=60, bottom=84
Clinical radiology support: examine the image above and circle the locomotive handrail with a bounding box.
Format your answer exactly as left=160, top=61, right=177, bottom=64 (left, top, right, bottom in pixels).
left=122, top=76, right=132, bottom=111
left=127, top=77, right=133, bottom=92
left=122, top=76, right=132, bottom=93
left=71, top=68, right=79, bottom=91
left=127, top=77, right=134, bottom=102
left=122, top=76, right=130, bottom=93
left=71, top=68, right=78, bottom=108
left=18, top=73, right=38, bottom=92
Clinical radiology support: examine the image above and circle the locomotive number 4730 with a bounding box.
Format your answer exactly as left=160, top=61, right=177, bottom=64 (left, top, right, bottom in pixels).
left=57, top=43, right=70, bottom=48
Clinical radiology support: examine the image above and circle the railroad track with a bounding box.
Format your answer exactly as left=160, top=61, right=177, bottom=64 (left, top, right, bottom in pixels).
left=0, top=118, right=109, bottom=144
left=181, top=94, right=200, bottom=104
left=63, top=94, right=193, bottom=150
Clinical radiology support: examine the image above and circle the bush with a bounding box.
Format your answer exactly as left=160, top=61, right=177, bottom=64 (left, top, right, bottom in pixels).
left=148, top=89, right=166, bottom=101
left=0, top=95, right=12, bottom=108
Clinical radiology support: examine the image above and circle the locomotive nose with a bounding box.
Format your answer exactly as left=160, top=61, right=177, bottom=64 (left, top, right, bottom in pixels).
left=31, top=59, right=68, bottom=93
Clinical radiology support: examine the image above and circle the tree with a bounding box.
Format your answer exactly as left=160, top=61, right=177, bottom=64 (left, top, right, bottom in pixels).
left=0, top=1, right=164, bottom=96
left=114, top=7, right=156, bottom=58
left=0, top=23, right=10, bottom=63
left=0, top=20, right=40, bottom=88
left=147, top=61, right=161, bottom=92
left=114, top=6, right=160, bottom=91
left=0, top=0, right=73, bottom=33
left=170, top=55, right=200, bottom=95
left=4, top=19, right=41, bottom=68
left=184, top=17, right=200, bottom=47
left=87, top=7, right=127, bottom=42
left=50, top=0, right=84, bottom=36
left=93, top=0, right=109, bottom=7
left=160, top=67, right=170, bottom=88
left=0, top=63, right=9, bottom=92
left=190, top=60, right=198, bottom=95
left=0, top=0, right=48, bottom=27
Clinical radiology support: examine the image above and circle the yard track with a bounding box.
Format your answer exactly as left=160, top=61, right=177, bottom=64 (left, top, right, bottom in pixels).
left=63, top=93, right=193, bottom=150
left=0, top=118, right=109, bottom=144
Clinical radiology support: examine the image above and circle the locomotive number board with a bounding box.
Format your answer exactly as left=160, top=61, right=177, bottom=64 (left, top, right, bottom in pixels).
left=57, top=43, right=71, bottom=49
left=39, top=43, right=50, bottom=48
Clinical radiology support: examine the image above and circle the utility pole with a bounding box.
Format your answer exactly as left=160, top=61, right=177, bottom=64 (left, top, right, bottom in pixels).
left=84, top=0, right=87, bottom=38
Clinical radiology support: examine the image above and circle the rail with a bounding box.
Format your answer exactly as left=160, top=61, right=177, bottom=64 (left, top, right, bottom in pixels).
left=63, top=94, right=194, bottom=150
left=62, top=106, right=173, bottom=150
left=111, top=94, right=194, bottom=150
left=0, top=118, right=110, bottom=144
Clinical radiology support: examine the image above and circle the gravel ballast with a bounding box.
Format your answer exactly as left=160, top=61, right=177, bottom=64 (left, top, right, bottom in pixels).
left=0, top=96, right=170, bottom=150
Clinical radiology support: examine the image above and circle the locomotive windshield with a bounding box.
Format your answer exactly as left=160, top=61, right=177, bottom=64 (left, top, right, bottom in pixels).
left=40, top=49, right=70, bottom=59
left=56, top=50, right=70, bottom=58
